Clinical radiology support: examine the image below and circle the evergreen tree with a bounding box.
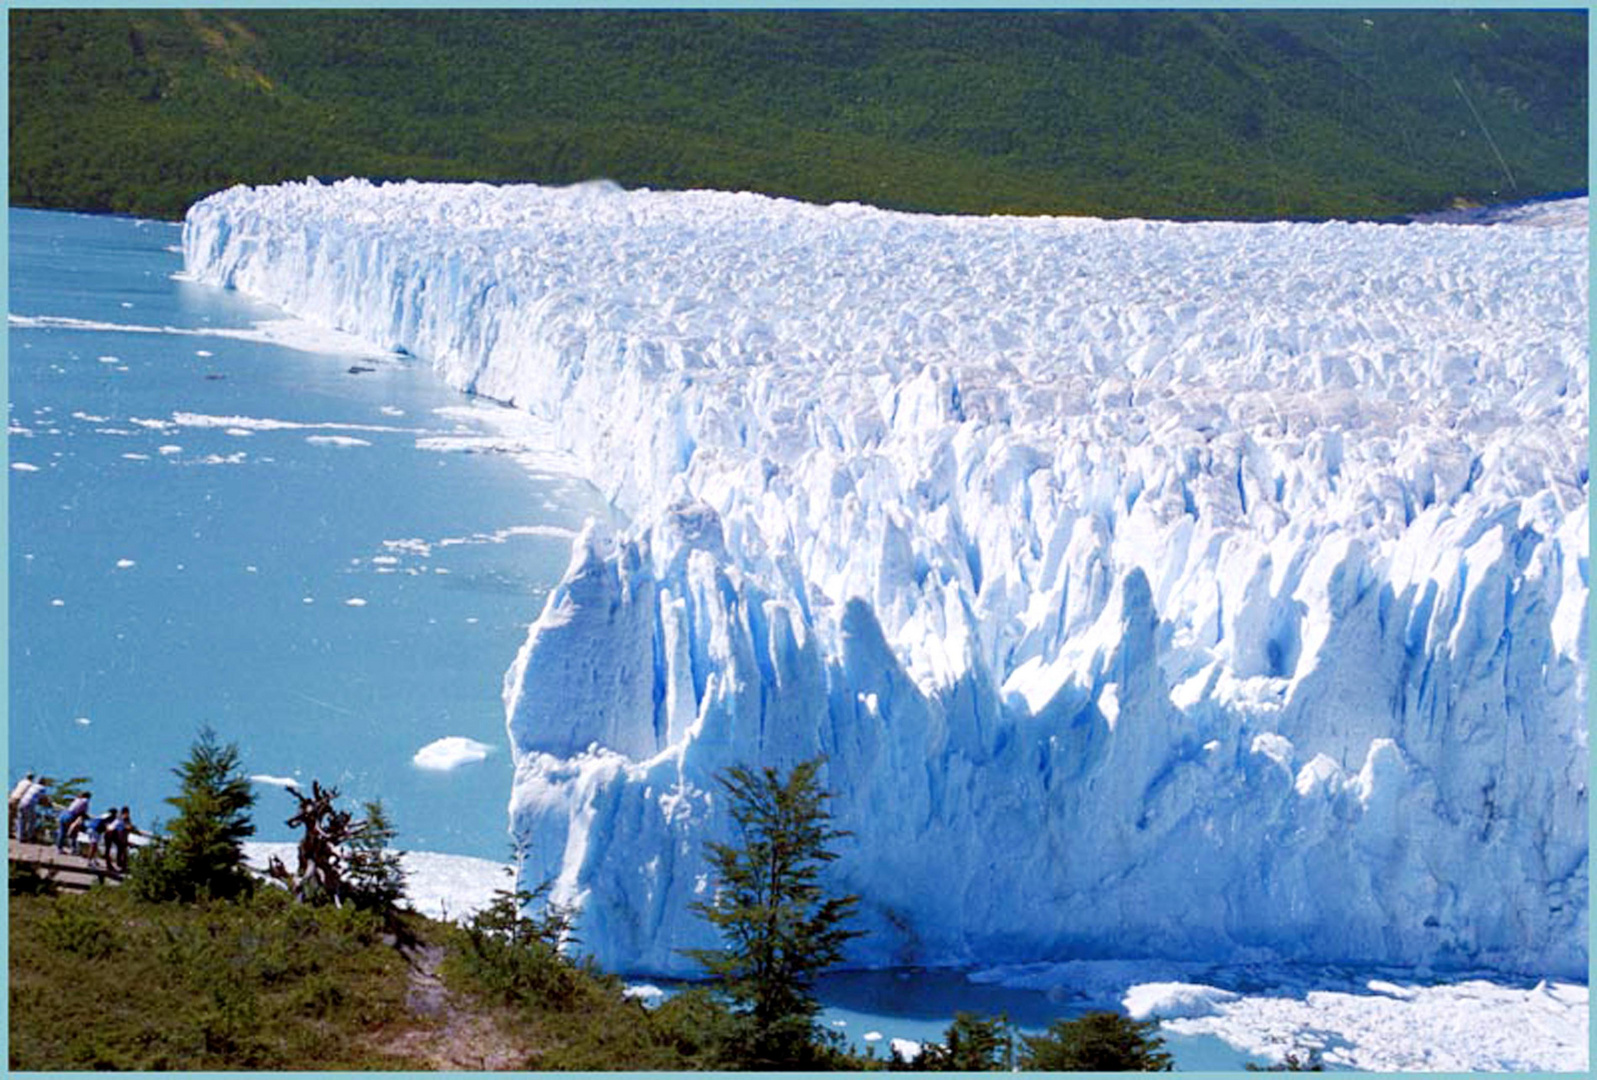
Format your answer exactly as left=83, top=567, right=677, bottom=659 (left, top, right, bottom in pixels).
left=132, top=726, right=256, bottom=902
left=684, top=758, right=861, bottom=1068
left=1019, top=1011, right=1174, bottom=1072
left=916, top=1012, right=1014, bottom=1071
left=344, top=798, right=407, bottom=912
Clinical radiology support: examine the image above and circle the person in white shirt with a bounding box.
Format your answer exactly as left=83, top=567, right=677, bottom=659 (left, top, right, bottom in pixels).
left=17, top=780, right=50, bottom=844
left=10, top=772, right=39, bottom=839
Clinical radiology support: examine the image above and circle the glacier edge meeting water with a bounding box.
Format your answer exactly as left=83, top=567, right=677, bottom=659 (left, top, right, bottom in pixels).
left=181, top=179, right=1587, bottom=985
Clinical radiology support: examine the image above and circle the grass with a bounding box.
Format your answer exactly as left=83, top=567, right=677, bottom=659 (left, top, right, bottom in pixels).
left=9, top=882, right=422, bottom=1070
left=7, top=875, right=863, bottom=1071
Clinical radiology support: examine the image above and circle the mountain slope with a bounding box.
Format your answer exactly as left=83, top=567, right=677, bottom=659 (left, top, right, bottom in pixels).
left=9, top=9, right=1587, bottom=220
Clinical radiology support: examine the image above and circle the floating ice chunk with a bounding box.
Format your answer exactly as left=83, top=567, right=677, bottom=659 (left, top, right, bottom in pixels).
left=306, top=435, right=372, bottom=448
left=622, top=984, right=665, bottom=1004
left=115, top=558, right=136, bottom=569
left=413, top=736, right=494, bottom=771
left=344, top=597, right=367, bottom=607
left=1152, top=977, right=1589, bottom=1072
left=11, top=462, right=39, bottom=472
left=1123, top=982, right=1240, bottom=1020
left=249, top=774, right=298, bottom=789
left=889, top=1039, right=922, bottom=1061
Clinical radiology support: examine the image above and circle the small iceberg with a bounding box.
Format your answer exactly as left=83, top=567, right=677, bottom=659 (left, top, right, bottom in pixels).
left=413, top=735, right=494, bottom=771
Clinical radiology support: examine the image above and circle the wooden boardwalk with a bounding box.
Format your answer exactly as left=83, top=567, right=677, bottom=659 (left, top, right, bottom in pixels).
left=9, top=839, right=124, bottom=892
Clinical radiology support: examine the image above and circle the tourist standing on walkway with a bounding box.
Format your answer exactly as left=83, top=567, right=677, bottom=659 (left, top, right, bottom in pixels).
left=17, top=779, right=49, bottom=844
left=104, top=807, right=144, bottom=873
left=10, top=772, right=38, bottom=838
left=82, top=808, right=117, bottom=866
left=55, top=791, right=90, bottom=853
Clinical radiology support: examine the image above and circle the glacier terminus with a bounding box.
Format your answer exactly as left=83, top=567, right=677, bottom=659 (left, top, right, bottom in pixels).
left=183, top=179, right=1587, bottom=981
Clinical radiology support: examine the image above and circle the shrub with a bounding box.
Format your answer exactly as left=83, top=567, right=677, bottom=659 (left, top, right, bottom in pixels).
left=40, top=895, right=120, bottom=960
left=648, top=986, right=751, bottom=1067
left=448, top=882, right=586, bottom=1010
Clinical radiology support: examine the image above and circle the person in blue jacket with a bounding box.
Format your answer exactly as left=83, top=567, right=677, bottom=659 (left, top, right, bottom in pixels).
left=55, top=791, right=90, bottom=853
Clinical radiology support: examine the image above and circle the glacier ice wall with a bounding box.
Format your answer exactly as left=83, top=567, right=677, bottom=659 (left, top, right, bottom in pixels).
left=184, top=180, right=1588, bottom=977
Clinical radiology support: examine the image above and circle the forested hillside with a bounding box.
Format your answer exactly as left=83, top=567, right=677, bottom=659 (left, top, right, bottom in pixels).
left=9, top=9, right=1586, bottom=220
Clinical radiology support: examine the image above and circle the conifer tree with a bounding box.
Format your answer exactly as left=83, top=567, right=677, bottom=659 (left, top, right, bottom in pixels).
left=1019, top=1011, right=1174, bottom=1072
left=344, top=798, right=407, bottom=911
left=685, top=758, right=861, bottom=1067
left=133, top=726, right=256, bottom=902
left=916, top=1012, right=1015, bottom=1071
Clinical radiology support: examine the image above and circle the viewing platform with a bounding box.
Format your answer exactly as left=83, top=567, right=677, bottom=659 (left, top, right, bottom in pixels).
left=9, top=839, right=124, bottom=893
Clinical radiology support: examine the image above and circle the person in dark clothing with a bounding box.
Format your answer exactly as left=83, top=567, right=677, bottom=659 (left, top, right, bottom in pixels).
left=104, top=807, right=144, bottom=873
left=82, top=808, right=118, bottom=866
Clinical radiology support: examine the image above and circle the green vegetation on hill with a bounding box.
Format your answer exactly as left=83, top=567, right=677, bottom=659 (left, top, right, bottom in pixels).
left=10, top=737, right=1182, bottom=1071
left=9, top=9, right=1586, bottom=221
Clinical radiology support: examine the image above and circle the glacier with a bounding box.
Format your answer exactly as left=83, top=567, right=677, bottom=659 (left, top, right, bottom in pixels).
left=183, top=179, right=1587, bottom=979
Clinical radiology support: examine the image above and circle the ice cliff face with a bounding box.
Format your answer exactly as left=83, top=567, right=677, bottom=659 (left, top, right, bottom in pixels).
left=184, top=179, right=1588, bottom=977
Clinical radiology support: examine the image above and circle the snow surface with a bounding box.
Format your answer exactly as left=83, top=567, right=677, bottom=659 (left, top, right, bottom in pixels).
left=187, top=180, right=1587, bottom=980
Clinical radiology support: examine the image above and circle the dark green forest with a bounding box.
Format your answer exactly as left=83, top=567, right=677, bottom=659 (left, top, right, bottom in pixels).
left=9, top=9, right=1587, bottom=221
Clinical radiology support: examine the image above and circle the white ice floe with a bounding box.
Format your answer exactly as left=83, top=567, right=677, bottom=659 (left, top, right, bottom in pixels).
left=249, top=774, right=299, bottom=789
left=412, top=735, right=495, bottom=771
left=11, top=462, right=40, bottom=472
left=305, top=434, right=372, bottom=448
left=889, top=1038, right=922, bottom=1061
left=1129, top=977, right=1590, bottom=1073
left=172, top=411, right=413, bottom=435
left=186, top=180, right=1587, bottom=986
